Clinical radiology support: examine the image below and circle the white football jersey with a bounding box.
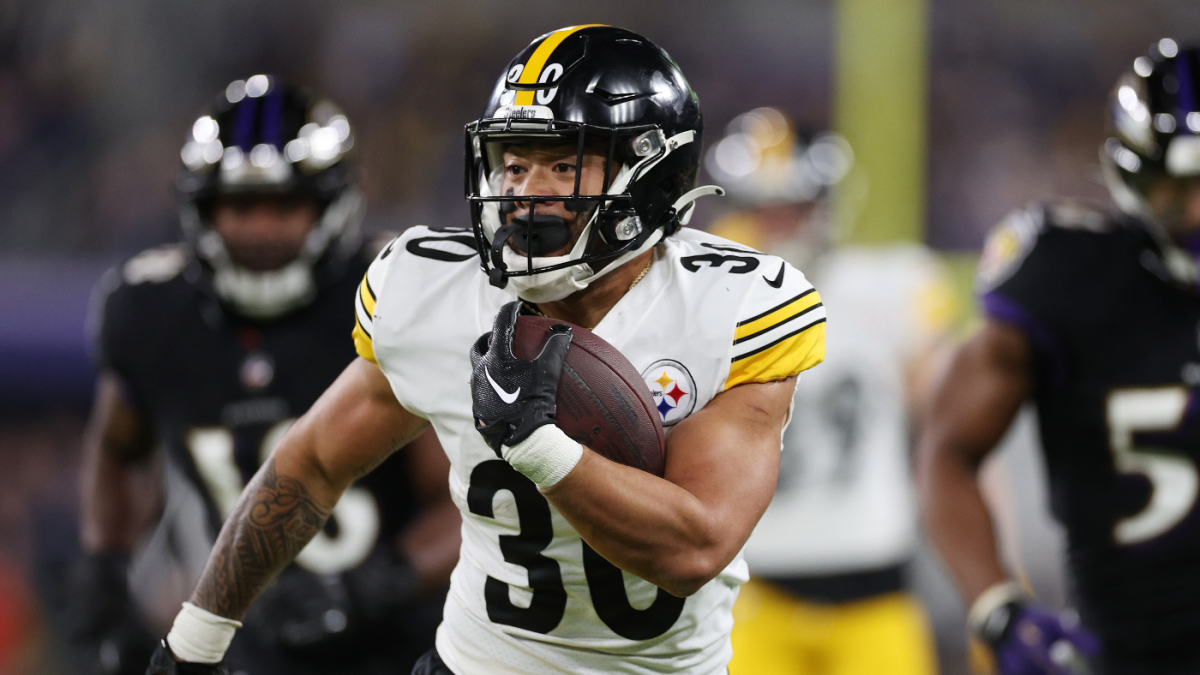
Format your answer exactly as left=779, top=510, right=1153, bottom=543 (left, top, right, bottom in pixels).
left=743, top=245, right=956, bottom=575
left=352, top=226, right=825, bottom=675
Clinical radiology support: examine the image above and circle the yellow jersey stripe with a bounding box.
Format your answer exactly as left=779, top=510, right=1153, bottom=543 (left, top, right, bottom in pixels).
left=726, top=320, right=826, bottom=389
left=514, top=25, right=604, bottom=105
left=734, top=289, right=821, bottom=343
left=352, top=316, right=376, bottom=364
left=359, top=276, right=376, bottom=317
left=734, top=301, right=822, bottom=346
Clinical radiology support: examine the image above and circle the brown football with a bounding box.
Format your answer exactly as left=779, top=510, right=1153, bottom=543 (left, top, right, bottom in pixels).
left=512, top=315, right=666, bottom=476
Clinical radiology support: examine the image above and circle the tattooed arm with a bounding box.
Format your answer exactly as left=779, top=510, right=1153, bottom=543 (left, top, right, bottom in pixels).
left=190, top=357, right=429, bottom=620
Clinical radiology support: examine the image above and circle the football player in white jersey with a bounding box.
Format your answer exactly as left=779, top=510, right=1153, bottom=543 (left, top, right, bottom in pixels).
left=704, top=110, right=949, bottom=674
left=146, top=26, right=826, bottom=675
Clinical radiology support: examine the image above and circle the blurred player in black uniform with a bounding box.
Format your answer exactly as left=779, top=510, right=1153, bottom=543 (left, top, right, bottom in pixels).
left=70, top=76, right=460, bottom=675
left=918, top=40, right=1200, bottom=675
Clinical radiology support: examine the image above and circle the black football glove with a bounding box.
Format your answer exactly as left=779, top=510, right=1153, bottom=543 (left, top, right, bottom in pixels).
left=341, top=546, right=422, bottom=625
left=470, top=301, right=573, bottom=454
left=246, top=566, right=355, bottom=653
left=65, top=552, right=157, bottom=675
left=246, top=549, right=421, bottom=655
left=145, top=639, right=228, bottom=675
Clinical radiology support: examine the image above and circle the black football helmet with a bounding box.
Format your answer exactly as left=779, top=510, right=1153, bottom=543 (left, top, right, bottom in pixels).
left=1103, top=40, right=1200, bottom=233
left=465, top=25, right=722, bottom=297
left=177, top=75, right=362, bottom=319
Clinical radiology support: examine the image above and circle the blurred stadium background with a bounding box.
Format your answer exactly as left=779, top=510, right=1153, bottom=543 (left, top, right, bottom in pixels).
left=2, top=0, right=1199, bottom=672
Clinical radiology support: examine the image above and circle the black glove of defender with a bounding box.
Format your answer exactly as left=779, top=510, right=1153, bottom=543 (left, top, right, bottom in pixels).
left=470, top=301, right=573, bottom=454
left=65, top=552, right=157, bottom=675
left=246, top=549, right=421, bottom=654
left=145, top=640, right=228, bottom=675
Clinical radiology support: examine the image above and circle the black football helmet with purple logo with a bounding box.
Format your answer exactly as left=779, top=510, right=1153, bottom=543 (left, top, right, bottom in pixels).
left=177, top=75, right=362, bottom=319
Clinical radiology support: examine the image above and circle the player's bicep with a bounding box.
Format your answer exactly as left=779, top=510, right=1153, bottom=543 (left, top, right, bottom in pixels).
left=276, top=357, right=428, bottom=504
left=921, top=320, right=1032, bottom=468
left=664, top=377, right=796, bottom=545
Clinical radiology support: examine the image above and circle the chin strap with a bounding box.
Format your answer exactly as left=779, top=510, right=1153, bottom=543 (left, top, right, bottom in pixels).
left=672, top=185, right=725, bottom=226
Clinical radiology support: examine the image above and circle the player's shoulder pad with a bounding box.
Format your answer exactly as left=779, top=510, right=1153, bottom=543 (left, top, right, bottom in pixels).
left=352, top=225, right=481, bottom=363
left=394, top=224, right=480, bottom=265
left=726, top=249, right=826, bottom=390
left=121, top=244, right=189, bottom=285
left=98, top=243, right=192, bottom=316
left=976, top=200, right=1120, bottom=294
left=89, top=244, right=190, bottom=370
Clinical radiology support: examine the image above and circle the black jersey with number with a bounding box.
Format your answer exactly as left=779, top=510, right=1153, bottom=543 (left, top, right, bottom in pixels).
left=979, top=202, right=1200, bottom=663
left=89, top=242, right=436, bottom=672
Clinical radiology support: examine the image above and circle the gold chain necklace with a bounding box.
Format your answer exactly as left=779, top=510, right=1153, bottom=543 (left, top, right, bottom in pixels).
left=627, top=256, right=653, bottom=291
left=522, top=257, right=653, bottom=330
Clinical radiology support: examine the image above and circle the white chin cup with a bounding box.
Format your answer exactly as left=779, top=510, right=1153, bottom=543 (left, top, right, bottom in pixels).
left=503, top=248, right=594, bottom=303
left=504, top=219, right=664, bottom=303
left=212, top=259, right=315, bottom=320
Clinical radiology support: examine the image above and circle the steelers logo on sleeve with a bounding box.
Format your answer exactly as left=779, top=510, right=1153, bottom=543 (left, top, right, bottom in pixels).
left=641, top=360, right=697, bottom=426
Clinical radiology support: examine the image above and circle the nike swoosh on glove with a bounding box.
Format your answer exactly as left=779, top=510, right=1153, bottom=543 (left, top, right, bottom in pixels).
left=470, top=301, right=572, bottom=454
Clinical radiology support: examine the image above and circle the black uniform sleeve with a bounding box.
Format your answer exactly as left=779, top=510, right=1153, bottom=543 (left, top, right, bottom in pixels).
left=88, top=268, right=134, bottom=375
left=87, top=245, right=192, bottom=405
left=976, top=203, right=1124, bottom=387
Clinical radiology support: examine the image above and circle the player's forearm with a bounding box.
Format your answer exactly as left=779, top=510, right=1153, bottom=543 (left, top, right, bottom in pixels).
left=79, top=442, right=142, bottom=553
left=543, top=450, right=739, bottom=598
left=79, top=373, right=154, bottom=553
left=918, top=443, right=1009, bottom=604
left=189, top=449, right=338, bottom=620
left=916, top=322, right=1032, bottom=604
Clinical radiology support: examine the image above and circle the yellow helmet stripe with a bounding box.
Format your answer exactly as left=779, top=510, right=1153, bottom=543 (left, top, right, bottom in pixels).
left=514, top=24, right=605, bottom=106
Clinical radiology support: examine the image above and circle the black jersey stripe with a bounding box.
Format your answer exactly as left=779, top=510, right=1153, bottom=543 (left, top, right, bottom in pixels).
left=731, top=318, right=826, bottom=364
left=732, top=302, right=824, bottom=346
left=736, top=288, right=815, bottom=327
left=364, top=275, right=377, bottom=303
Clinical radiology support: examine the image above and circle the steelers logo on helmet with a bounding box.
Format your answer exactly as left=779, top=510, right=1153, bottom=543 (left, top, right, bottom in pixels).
left=465, top=25, right=725, bottom=303
left=641, top=359, right=696, bottom=426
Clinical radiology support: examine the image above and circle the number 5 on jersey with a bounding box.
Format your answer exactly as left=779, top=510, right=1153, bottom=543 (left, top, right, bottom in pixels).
left=1107, top=387, right=1197, bottom=545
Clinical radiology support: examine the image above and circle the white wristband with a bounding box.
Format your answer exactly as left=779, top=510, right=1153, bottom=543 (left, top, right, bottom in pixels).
left=967, top=580, right=1024, bottom=637
left=502, top=425, right=584, bottom=489
left=165, top=602, right=243, bottom=664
